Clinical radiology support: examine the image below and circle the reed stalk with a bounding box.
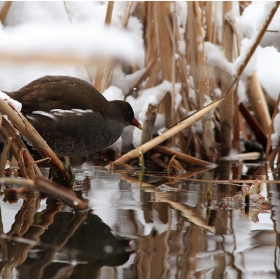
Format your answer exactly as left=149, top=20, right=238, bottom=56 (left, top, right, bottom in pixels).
left=0, top=1, right=12, bottom=23
left=220, top=1, right=234, bottom=156
left=94, top=1, right=114, bottom=92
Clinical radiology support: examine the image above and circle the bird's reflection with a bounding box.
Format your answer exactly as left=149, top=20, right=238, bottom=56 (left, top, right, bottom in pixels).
left=0, top=195, right=134, bottom=279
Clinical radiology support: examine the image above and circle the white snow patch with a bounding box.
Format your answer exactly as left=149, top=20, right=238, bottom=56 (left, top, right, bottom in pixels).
left=0, top=91, right=22, bottom=111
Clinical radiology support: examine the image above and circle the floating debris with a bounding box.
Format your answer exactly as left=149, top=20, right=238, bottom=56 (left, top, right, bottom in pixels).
left=156, top=184, right=178, bottom=192
left=222, top=179, right=272, bottom=211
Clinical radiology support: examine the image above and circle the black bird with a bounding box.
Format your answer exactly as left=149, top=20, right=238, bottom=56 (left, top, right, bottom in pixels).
left=5, top=75, right=142, bottom=157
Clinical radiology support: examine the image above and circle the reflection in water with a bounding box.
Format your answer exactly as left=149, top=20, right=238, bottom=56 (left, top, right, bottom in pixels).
left=0, top=162, right=279, bottom=278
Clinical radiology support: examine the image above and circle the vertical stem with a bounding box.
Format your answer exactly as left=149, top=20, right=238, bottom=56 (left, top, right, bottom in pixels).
left=220, top=1, right=234, bottom=156
left=94, top=1, right=114, bottom=92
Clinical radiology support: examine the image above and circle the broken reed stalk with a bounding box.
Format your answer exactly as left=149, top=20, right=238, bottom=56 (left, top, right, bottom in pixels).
left=0, top=99, right=72, bottom=185
left=154, top=145, right=216, bottom=167
left=141, top=104, right=157, bottom=145
left=110, top=2, right=279, bottom=167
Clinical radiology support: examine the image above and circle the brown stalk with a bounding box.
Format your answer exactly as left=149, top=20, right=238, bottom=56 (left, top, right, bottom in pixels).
left=94, top=1, right=114, bottom=92
left=239, top=102, right=267, bottom=148
left=189, top=2, right=216, bottom=161
left=122, top=1, right=134, bottom=28
left=0, top=176, right=88, bottom=211
left=238, top=111, right=248, bottom=142
left=17, top=148, right=36, bottom=179
left=34, top=177, right=89, bottom=211
left=154, top=2, right=173, bottom=129
left=144, top=58, right=161, bottom=89
left=0, top=49, right=109, bottom=66
left=154, top=2, right=172, bottom=80
left=220, top=1, right=234, bottom=156
left=141, top=104, right=157, bottom=145
left=248, top=73, right=271, bottom=134
left=124, top=57, right=157, bottom=98
left=0, top=100, right=72, bottom=184
left=266, top=93, right=280, bottom=161
left=0, top=136, right=12, bottom=177
left=144, top=2, right=158, bottom=66
left=0, top=1, right=12, bottom=23
left=205, top=2, right=213, bottom=42
left=1, top=117, right=42, bottom=178
left=154, top=145, right=216, bottom=167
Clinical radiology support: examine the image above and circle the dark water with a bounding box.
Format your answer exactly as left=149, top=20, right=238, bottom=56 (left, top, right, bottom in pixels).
left=0, top=161, right=279, bottom=279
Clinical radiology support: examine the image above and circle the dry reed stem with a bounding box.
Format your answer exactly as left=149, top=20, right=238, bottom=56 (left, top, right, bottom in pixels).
left=212, top=1, right=218, bottom=44
left=125, top=57, right=157, bottom=98
left=248, top=73, right=271, bottom=134
left=0, top=51, right=106, bottom=66
left=155, top=2, right=173, bottom=129
left=205, top=2, right=213, bottom=42
left=266, top=93, right=280, bottom=161
left=154, top=145, right=216, bottom=166
left=220, top=1, right=234, bottom=156
left=144, top=58, right=161, bottom=89
left=94, top=1, right=114, bottom=92
left=191, top=1, right=216, bottom=161
left=238, top=110, right=248, bottom=141
left=141, top=104, right=157, bottom=145
left=0, top=136, right=12, bottom=177
left=122, top=1, right=134, bottom=28
left=105, top=1, right=114, bottom=24
left=0, top=1, right=12, bottom=23
left=0, top=99, right=72, bottom=184
left=0, top=176, right=89, bottom=211
left=232, top=91, right=240, bottom=151
left=1, top=117, right=42, bottom=178
left=155, top=2, right=172, bottom=80
left=239, top=102, right=267, bottom=148
left=34, top=177, right=89, bottom=211
left=220, top=152, right=261, bottom=161
left=144, top=2, right=158, bottom=65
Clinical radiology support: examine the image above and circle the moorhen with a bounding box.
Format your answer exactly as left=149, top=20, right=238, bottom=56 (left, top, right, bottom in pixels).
left=4, top=75, right=142, bottom=157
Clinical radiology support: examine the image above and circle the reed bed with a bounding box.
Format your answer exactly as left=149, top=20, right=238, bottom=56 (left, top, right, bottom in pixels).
left=0, top=1, right=279, bottom=177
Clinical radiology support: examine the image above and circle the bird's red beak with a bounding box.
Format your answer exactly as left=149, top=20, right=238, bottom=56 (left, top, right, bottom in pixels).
left=132, top=117, right=143, bottom=130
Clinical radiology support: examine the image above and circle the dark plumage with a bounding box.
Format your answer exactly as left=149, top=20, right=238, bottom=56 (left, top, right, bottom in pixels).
left=5, top=75, right=142, bottom=156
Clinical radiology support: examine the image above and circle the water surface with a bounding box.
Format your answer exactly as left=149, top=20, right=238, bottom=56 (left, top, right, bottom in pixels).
left=0, top=161, right=279, bottom=278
